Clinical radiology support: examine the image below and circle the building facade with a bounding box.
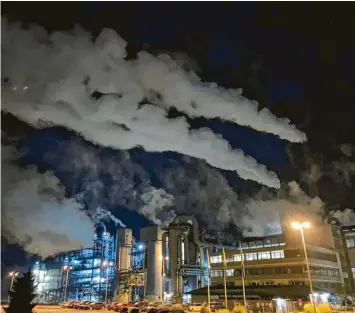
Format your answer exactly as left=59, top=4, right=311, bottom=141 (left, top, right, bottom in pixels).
left=209, top=220, right=348, bottom=294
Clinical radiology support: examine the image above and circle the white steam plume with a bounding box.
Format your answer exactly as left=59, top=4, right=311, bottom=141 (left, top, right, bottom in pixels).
left=241, top=181, right=324, bottom=236
left=93, top=207, right=126, bottom=228
left=1, top=144, right=95, bottom=257
left=329, top=208, right=355, bottom=226
left=140, top=187, right=176, bottom=225
left=1, top=20, right=305, bottom=188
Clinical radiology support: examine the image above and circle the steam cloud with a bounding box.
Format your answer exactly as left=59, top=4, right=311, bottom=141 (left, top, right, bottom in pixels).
left=43, top=138, right=176, bottom=225
left=241, top=181, right=325, bottom=237
left=1, top=19, right=306, bottom=189
left=1, top=144, right=95, bottom=257
left=93, top=207, right=126, bottom=228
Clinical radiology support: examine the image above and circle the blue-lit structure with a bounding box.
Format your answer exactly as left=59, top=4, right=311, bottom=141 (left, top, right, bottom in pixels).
left=32, top=231, right=116, bottom=303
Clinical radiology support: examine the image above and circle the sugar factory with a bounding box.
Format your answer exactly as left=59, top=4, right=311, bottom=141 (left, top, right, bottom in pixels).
left=32, top=214, right=355, bottom=307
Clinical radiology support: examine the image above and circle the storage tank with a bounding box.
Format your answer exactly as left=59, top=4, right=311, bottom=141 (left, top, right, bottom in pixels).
left=140, top=226, right=164, bottom=301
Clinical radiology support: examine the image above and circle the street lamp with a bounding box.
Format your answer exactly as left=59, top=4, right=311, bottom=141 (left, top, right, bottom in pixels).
left=8, top=272, right=19, bottom=302
left=291, top=221, right=317, bottom=311
left=102, top=260, right=114, bottom=304
left=62, top=265, right=73, bottom=303
left=161, top=256, right=169, bottom=303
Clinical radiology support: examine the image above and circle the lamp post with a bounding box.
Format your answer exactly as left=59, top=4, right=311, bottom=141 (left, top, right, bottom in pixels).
left=161, top=256, right=169, bottom=303
left=291, top=221, right=317, bottom=312
left=206, top=248, right=211, bottom=309
left=222, top=248, right=228, bottom=308
left=240, top=242, right=247, bottom=308
left=63, top=265, right=73, bottom=303
left=8, top=271, right=19, bottom=302
left=102, top=260, right=114, bottom=304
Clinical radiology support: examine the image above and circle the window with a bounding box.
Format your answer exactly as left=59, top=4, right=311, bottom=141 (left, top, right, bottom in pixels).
left=211, top=270, right=223, bottom=277
left=271, top=250, right=285, bottom=259
left=231, top=254, right=242, bottom=262
left=264, top=239, right=272, bottom=247
left=210, top=256, right=222, bottom=264
left=346, top=239, right=355, bottom=248
left=255, top=241, right=263, bottom=248
left=226, top=269, right=234, bottom=276
left=258, top=252, right=271, bottom=260
left=245, top=253, right=258, bottom=261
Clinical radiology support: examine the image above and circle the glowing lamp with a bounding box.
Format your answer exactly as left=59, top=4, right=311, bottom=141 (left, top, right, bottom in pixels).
left=291, top=221, right=311, bottom=229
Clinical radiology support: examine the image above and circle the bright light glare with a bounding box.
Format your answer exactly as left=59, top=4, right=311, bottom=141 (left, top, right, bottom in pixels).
left=292, top=221, right=311, bottom=229
left=291, top=222, right=301, bottom=229
left=165, top=256, right=169, bottom=260
left=102, top=260, right=108, bottom=267
left=138, top=244, right=144, bottom=250
left=303, top=222, right=311, bottom=229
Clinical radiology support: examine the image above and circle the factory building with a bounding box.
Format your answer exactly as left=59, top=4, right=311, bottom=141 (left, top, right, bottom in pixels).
left=32, top=214, right=355, bottom=304
left=32, top=231, right=120, bottom=303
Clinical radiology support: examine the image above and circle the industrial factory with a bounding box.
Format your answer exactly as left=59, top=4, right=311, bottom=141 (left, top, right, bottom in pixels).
left=32, top=214, right=355, bottom=305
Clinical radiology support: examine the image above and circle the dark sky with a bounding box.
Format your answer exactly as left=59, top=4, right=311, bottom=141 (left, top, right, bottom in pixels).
left=2, top=2, right=355, bottom=270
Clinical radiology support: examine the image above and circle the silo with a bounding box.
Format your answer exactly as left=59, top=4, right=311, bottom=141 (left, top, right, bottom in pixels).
left=140, top=226, right=164, bottom=301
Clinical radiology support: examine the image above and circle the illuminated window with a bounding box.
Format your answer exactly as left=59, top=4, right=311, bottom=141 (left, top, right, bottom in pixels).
left=245, top=253, right=258, bottom=261
left=258, top=252, right=271, bottom=260
left=211, top=270, right=223, bottom=277
left=226, top=269, right=234, bottom=276
left=231, top=254, right=242, bottom=262
left=271, top=250, right=284, bottom=259
left=346, top=239, right=355, bottom=248
left=210, top=256, right=222, bottom=264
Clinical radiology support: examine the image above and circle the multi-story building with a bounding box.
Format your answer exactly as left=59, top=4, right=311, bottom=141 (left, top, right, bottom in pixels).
left=209, top=213, right=347, bottom=295
left=340, top=225, right=355, bottom=294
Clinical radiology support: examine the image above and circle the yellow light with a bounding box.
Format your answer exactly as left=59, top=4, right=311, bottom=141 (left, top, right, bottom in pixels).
left=291, top=222, right=301, bottom=230
left=292, top=221, right=311, bottom=229
left=302, top=222, right=311, bottom=229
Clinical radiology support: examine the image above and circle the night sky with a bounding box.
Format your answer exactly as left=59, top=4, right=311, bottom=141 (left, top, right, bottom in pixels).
left=2, top=2, right=355, bottom=278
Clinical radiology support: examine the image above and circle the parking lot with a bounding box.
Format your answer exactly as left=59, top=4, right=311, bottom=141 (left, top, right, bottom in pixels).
left=2, top=305, right=107, bottom=313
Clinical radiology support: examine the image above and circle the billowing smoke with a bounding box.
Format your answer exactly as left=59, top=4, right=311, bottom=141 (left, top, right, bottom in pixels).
left=1, top=144, right=95, bottom=257
left=40, top=138, right=176, bottom=225
left=162, top=156, right=241, bottom=229
left=241, top=181, right=324, bottom=236
left=1, top=19, right=306, bottom=189
left=140, top=188, right=176, bottom=225
left=93, top=207, right=126, bottom=228
left=329, top=208, right=355, bottom=226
